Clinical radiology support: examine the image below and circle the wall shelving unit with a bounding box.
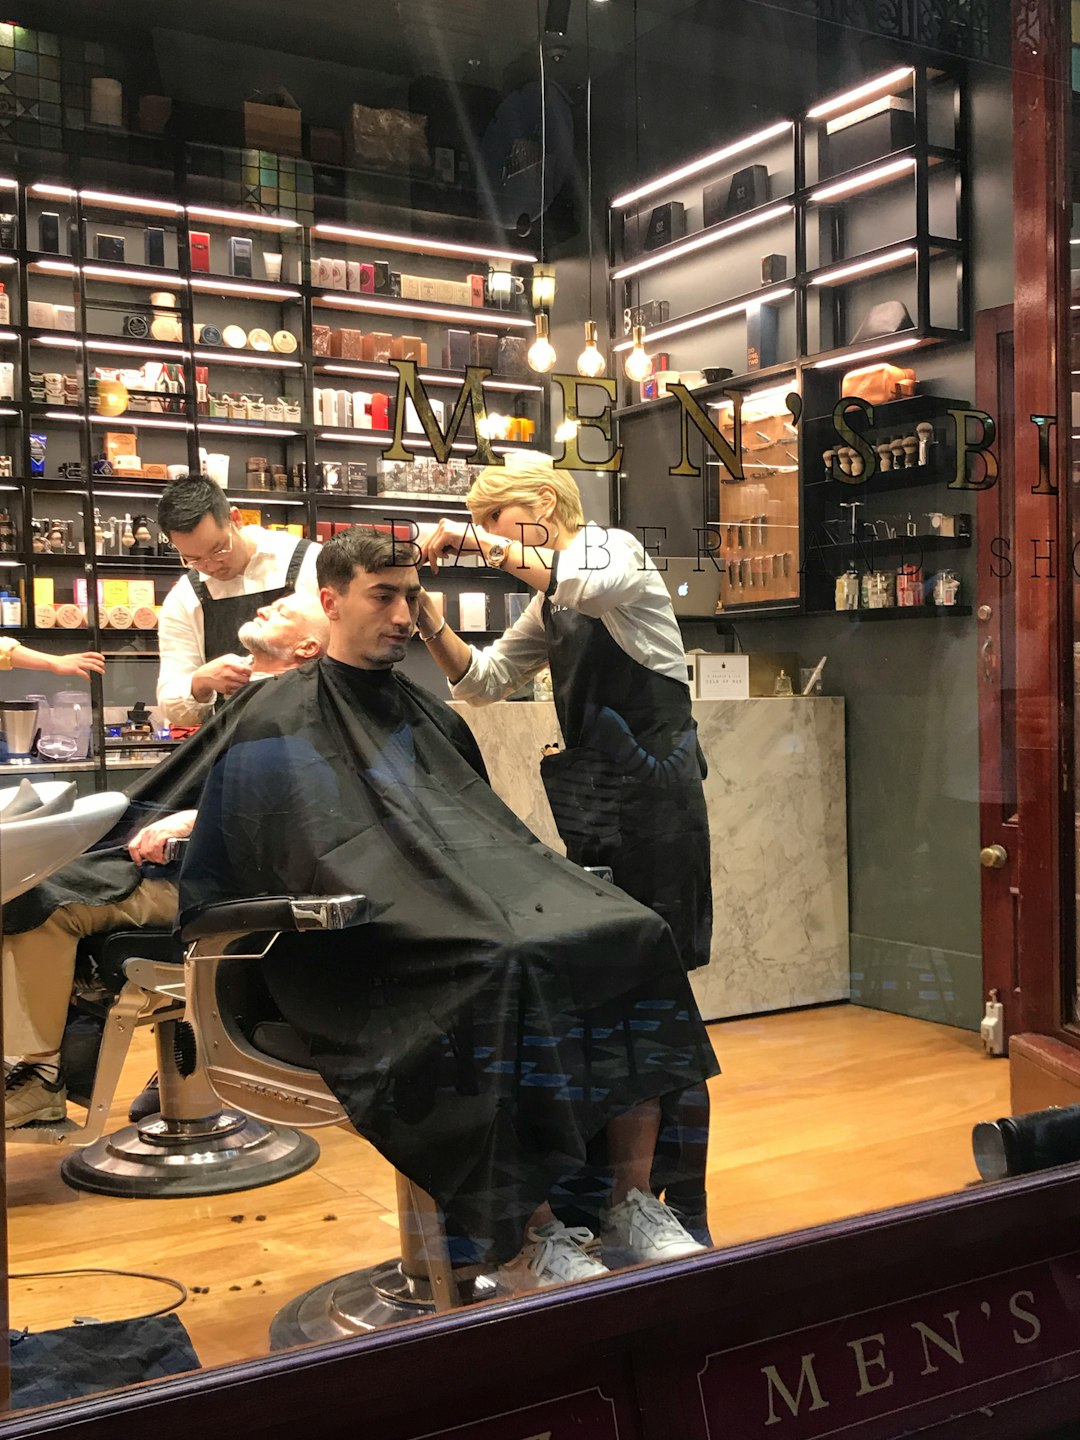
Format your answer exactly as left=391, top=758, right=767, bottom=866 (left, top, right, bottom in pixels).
left=607, top=61, right=970, bottom=622
left=0, top=170, right=543, bottom=784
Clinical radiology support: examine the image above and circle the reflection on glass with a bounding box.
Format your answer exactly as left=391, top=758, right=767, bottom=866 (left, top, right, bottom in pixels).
left=0, top=0, right=1056, bottom=1423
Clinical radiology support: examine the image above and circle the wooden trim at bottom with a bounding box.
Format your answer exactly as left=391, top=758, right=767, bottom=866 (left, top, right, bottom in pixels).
left=10, top=1165, right=1080, bottom=1440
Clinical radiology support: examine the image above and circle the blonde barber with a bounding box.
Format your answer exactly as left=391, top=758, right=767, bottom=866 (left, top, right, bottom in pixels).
left=420, top=450, right=713, bottom=1241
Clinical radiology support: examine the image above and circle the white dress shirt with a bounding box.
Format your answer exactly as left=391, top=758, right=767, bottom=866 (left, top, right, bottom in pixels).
left=450, top=523, right=691, bottom=706
left=156, top=526, right=321, bottom=725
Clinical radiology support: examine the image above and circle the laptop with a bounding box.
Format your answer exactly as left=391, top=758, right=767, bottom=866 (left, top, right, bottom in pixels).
left=659, top=556, right=723, bottom=618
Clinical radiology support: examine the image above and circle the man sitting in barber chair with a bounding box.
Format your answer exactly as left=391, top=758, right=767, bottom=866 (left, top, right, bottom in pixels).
left=181, top=527, right=720, bottom=1292
left=2, top=592, right=330, bottom=1129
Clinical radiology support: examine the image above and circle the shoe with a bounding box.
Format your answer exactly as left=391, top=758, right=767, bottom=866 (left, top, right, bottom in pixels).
left=496, top=1221, right=610, bottom=1293
left=679, top=1212, right=714, bottom=1248
left=4, top=1062, right=66, bottom=1127
left=602, top=1188, right=707, bottom=1265
left=127, top=1074, right=160, bottom=1123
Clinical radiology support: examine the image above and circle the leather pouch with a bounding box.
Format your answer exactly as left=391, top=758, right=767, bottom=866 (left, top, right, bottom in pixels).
left=840, top=363, right=916, bottom=404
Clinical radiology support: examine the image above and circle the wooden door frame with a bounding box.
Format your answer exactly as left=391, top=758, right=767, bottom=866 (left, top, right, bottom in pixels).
left=1007, top=0, right=1075, bottom=1049
left=976, top=303, right=1020, bottom=1034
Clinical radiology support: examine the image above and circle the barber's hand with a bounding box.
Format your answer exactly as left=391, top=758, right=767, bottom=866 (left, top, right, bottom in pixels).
left=190, top=653, right=254, bottom=702
left=416, top=589, right=444, bottom=637
left=128, top=810, right=196, bottom=867
left=421, top=518, right=482, bottom=574
left=52, top=651, right=106, bottom=679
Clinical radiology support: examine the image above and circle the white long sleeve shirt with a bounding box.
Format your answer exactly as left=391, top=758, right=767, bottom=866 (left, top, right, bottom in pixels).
left=156, top=527, right=321, bottom=725
left=450, top=523, right=690, bottom=706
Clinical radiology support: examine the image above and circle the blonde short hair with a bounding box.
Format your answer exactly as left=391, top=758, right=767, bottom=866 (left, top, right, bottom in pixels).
left=467, top=451, right=585, bottom=531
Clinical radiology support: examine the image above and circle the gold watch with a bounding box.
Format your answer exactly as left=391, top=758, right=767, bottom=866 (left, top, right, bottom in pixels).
left=486, top=541, right=509, bottom=570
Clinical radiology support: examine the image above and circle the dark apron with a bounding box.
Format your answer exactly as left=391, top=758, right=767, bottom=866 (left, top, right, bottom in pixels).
left=188, top=537, right=312, bottom=664
left=539, top=601, right=712, bottom=972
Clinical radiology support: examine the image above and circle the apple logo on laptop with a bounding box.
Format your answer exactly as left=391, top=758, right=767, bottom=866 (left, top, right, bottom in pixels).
left=678, top=581, right=689, bottom=597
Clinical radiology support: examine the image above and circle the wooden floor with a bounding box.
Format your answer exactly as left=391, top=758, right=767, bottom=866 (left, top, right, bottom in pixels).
left=4, top=1004, right=1009, bottom=1377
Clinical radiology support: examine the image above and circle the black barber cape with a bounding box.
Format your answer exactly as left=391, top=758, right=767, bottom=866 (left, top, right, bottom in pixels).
left=3, top=682, right=271, bottom=937
left=180, top=657, right=718, bottom=1263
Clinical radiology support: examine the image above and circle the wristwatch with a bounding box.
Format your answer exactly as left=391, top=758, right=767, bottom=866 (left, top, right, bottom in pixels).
left=486, top=541, right=509, bottom=570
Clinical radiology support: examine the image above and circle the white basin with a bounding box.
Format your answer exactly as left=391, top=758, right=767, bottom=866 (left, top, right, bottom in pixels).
left=0, top=784, right=128, bottom=903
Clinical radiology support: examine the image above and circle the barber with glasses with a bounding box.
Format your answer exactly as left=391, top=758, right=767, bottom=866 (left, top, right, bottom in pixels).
left=155, top=474, right=320, bottom=726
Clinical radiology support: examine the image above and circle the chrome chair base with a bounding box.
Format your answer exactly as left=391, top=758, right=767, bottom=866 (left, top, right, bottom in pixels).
left=60, top=1109, right=319, bottom=1198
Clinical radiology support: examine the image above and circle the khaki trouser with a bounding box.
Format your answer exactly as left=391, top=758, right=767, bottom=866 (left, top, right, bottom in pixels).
left=2, top=879, right=178, bottom=1055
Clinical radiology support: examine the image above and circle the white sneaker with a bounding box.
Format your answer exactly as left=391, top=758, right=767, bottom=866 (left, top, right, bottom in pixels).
left=496, top=1221, right=610, bottom=1293
left=602, top=1188, right=707, bottom=1264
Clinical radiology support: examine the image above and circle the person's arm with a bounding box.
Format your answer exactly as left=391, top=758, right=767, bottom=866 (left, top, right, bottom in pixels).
left=156, top=585, right=251, bottom=724
left=126, top=809, right=197, bottom=866
left=418, top=590, right=550, bottom=705
left=0, top=637, right=105, bottom=678
left=422, top=518, right=556, bottom=594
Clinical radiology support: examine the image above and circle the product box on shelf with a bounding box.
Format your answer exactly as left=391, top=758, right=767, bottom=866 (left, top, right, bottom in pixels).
left=329, top=328, right=365, bottom=359
left=458, top=592, right=490, bottom=632
left=243, top=97, right=302, bottom=157
left=505, top=592, right=530, bottom=627
left=443, top=329, right=470, bottom=369
left=470, top=332, right=498, bottom=367
left=346, top=103, right=430, bottom=172
left=308, top=126, right=344, bottom=164
left=375, top=456, right=480, bottom=500
left=362, top=333, right=393, bottom=362
left=391, top=335, right=426, bottom=362
left=824, top=95, right=914, bottom=175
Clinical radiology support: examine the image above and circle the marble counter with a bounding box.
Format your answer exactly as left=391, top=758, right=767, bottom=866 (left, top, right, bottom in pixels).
left=450, top=697, right=849, bottom=1022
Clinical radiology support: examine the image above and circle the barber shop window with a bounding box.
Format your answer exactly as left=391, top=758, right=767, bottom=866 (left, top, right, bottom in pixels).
left=0, top=0, right=1070, bottom=1420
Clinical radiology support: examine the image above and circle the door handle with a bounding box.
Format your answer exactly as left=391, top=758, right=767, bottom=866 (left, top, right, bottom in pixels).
left=980, top=844, right=1008, bottom=869
left=981, top=634, right=995, bottom=681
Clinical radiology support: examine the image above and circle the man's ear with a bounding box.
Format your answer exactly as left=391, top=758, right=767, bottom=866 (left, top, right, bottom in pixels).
left=228, top=506, right=244, bottom=526
left=293, top=637, right=320, bottom=660
left=319, top=585, right=338, bottom=621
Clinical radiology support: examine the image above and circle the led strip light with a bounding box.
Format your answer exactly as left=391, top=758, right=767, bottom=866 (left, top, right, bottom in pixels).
left=809, top=246, right=917, bottom=286
left=811, top=336, right=923, bottom=369
left=806, top=66, right=915, bottom=120
left=611, top=205, right=793, bottom=280
left=809, top=157, right=917, bottom=203
left=317, top=362, right=542, bottom=394
left=611, top=287, right=793, bottom=352
left=313, top=223, right=535, bottom=265
left=610, top=121, right=793, bottom=210
left=316, top=294, right=533, bottom=328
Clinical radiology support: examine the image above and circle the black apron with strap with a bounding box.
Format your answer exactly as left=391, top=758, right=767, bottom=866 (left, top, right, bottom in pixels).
left=188, top=537, right=312, bottom=663
left=539, top=600, right=712, bottom=971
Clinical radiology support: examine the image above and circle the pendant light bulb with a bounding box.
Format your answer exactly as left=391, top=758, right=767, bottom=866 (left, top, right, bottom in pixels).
left=623, top=324, right=652, bottom=383
left=527, top=312, right=557, bottom=374
left=576, top=319, right=606, bottom=378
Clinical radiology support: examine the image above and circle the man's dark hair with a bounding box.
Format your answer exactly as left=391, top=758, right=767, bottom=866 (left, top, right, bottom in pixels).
left=158, top=475, right=231, bottom=536
left=317, top=526, right=403, bottom=592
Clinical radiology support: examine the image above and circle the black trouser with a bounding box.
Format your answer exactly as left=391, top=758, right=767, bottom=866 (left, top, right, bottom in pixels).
left=550, top=1080, right=711, bottom=1230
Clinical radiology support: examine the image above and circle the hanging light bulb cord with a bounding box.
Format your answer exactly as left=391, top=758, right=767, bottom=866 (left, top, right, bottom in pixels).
left=537, top=0, right=547, bottom=273
left=586, top=0, right=594, bottom=322
left=632, top=0, right=641, bottom=315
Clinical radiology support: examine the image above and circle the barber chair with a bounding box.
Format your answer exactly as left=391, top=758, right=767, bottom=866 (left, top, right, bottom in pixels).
left=182, top=890, right=495, bottom=1345
left=9, top=837, right=319, bottom=1199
